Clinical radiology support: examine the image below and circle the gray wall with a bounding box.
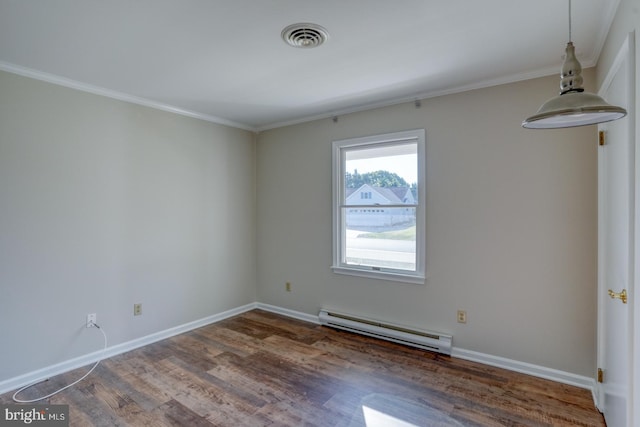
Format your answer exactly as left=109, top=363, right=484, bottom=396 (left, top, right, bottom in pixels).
left=0, top=71, right=256, bottom=381
left=256, top=72, right=599, bottom=376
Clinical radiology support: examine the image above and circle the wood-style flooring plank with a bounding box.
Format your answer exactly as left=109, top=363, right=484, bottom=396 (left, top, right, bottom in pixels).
left=1, top=309, right=605, bottom=426
left=153, top=399, right=216, bottom=427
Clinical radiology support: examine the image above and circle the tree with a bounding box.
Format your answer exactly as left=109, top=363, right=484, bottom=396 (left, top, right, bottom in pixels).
left=345, top=169, right=409, bottom=188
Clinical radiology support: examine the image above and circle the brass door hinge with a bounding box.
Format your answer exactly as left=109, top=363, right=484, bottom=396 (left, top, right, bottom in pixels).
left=599, top=131, right=606, bottom=146
left=597, top=368, right=604, bottom=383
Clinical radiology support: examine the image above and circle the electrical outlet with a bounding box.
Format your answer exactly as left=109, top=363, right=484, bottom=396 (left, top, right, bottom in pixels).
left=285, top=282, right=291, bottom=292
left=86, top=313, right=97, bottom=328
left=134, top=303, right=142, bottom=316
left=457, top=310, right=467, bottom=324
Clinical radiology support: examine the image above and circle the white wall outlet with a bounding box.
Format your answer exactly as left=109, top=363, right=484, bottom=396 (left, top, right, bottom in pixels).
left=134, top=303, right=142, bottom=316
left=457, top=310, right=467, bottom=324
left=86, top=313, right=97, bottom=328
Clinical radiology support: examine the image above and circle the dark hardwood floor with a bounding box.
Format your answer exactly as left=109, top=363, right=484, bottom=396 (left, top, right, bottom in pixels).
left=1, top=310, right=605, bottom=426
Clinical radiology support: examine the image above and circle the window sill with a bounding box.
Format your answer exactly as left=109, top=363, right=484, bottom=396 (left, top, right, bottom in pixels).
left=331, top=266, right=425, bottom=285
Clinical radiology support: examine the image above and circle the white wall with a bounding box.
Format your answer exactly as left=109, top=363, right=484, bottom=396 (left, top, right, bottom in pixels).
left=0, top=70, right=256, bottom=382
left=256, top=72, right=599, bottom=376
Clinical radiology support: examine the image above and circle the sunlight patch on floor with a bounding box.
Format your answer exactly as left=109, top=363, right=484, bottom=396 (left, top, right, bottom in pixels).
left=362, top=405, right=418, bottom=427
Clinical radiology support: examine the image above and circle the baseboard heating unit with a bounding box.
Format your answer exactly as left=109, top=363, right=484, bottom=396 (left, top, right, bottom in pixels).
left=318, top=309, right=452, bottom=355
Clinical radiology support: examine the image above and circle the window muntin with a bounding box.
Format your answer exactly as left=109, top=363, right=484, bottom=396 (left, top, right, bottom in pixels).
left=332, top=130, right=425, bottom=283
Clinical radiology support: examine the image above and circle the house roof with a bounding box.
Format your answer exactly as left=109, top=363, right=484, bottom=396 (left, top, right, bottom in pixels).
left=346, top=185, right=412, bottom=204
left=374, top=187, right=405, bottom=204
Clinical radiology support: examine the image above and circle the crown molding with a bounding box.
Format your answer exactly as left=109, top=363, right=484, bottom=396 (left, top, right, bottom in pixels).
left=255, top=64, right=575, bottom=132
left=0, top=61, right=256, bottom=132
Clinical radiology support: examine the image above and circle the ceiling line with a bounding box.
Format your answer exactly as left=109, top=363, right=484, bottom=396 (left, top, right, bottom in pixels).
left=0, top=55, right=598, bottom=134
left=255, top=62, right=591, bottom=132
left=0, top=61, right=256, bottom=132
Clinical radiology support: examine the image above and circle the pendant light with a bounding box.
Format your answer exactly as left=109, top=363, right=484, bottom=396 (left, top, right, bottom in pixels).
left=522, top=0, right=626, bottom=129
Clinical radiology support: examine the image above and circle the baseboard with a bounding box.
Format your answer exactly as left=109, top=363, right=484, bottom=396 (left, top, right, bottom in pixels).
left=451, top=348, right=596, bottom=392
left=255, top=302, right=321, bottom=324
left=0, top=302, right=258, bottom=395
left=1, top=301, right=597, bottom=406
left=257, top=304, right=596, bottom=395
left=254, top=304, right=597, bottom=395
left=452, top=348, right=598, bottom=409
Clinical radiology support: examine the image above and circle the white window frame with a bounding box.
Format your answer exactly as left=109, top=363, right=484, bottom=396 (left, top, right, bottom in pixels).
left=331, top=129, right=426, bottom=284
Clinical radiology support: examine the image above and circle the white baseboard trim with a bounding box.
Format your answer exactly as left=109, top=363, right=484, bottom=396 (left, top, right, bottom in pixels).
left=255, top=303, right=321, bottom=324
left=451, top=347, right=596, bottom=392
left=1, top=301, right=597, bottom=406
left=253, top=304, right=597, bottom=399
left=253, top=304, right=597, bottom=397
left=0, top=302, right=258, bottom=395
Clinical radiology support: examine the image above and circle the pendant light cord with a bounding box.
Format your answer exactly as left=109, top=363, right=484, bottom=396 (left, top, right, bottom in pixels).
left=568, top=0, right=572, bottom=42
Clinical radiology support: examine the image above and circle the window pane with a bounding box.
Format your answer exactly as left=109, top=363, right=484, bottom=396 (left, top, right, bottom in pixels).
left=344, top=143, right=417, bottom=206
left=344, top=207, right=416, bottom=271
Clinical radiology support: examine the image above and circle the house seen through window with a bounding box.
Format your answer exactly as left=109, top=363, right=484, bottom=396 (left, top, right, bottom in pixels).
left=332, top=129, right=425, bottom=283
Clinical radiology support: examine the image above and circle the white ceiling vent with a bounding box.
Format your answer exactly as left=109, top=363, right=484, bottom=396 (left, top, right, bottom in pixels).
left=281, top=23, right=329, bottom=48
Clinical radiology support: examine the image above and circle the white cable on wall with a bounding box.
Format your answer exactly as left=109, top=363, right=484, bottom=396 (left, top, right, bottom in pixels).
left=12, top=322, right=108, bottom=403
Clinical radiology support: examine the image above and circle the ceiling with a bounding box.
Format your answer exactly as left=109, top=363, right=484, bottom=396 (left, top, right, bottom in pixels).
left=0, top=0, right=620, bottom=131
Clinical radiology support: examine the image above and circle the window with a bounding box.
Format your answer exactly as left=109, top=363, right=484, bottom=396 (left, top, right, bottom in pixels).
left=332, top=129, right=425, bottom=284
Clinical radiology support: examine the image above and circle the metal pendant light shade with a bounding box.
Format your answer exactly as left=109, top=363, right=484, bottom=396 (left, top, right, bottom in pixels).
left=522, top=1, right=627, bottom=129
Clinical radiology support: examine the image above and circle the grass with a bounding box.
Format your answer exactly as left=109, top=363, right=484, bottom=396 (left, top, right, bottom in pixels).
left=357, top=226, right=415, bottom=241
